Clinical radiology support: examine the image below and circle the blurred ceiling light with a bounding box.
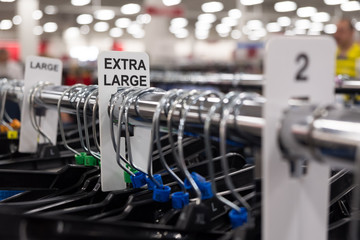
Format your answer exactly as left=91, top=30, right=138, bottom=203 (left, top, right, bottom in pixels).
left=71, top=0, right=91, bottom=6
left=127, top=22, right=142, bottom=35
left=219, top=32, right=229, bottom=37
left=174, top=28, right=189, bottom=38
left=341, top=1, right=360, bottom=11
left=324, top=0, right=348, bottom=5
left=247, top=20, right=263, bottom=30
left=80, top=25, right=90, bottom=34
left=115, top=18, right=132, bottom=28
left=32, top=10, right=43, bottom=20
left=43, top=22, right=58, bottom=33
left=277, top=16, right=291, bottom=27
left=76, top=14, right=93, bottom=25
left=248, top=34, right=261, bottom=41
left=195, top=32, right=209, bottom=40
left=310, top=22, right=324, bottom=31
left=240, top=0, right=264, bottom=6
left=70, top=46, right=98, bottom=62
left=64, top=27, right=80, bottom=39
left=94, top=22, right=109, bottom=32
left=311, top=12, right=330, bottom=22
left=295, top=19, right=311, bottom=29
left=162, top=0, right=181, bottom=6
left=198, top=13, right=217, bottom=23
left=274, top=1, right=297, bottom=12
left=266, top=22, right=282, bottom=32
left=296, top=6, right=317, bottom=18
left=356, top=22, right=360, bottom=31
left=0, top=20, right=12, bottom=30
left=242, top=26, right=250, bottom=35
left=253, top=28, right=267, bottom=38
left=94, top=9, right=115, bottom=20
left=295, top=28, right=306, bottom=35
left=33, top=26, right=43, bottom=35
left=133, top=29, right=145, bottom=38
left=215, top=23, right=231, bottom=34
left=222, top=17, right=238, bottom=27
left=231, top=29, right=242, bottom=39
left=12, top=15, right=22, bottom=25
left=0, top=0, right=15, bottom=2
left=110, top=28, right=124, bottom=38
left=308, top=30, right=321, bottom=35
left=284, top=29, right=295, bottom=36
left=121, top=3, right=141, bottom=15
left=137, top=14, right=151, bottom=24
left=201, top=1, right=223, bottom=13
left=195, top=21, right=212, bottom=30
left=324, top=24, right=337, bottom=34
left=171, top=17, right=188, bottom=28
left=228, top=9, right=242, bottom=19
left=44, top=5, right=58, bottom=15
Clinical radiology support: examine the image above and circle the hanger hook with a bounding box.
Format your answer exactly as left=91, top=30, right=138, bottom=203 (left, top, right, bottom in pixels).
left=57, top=84, right=85, bottom=155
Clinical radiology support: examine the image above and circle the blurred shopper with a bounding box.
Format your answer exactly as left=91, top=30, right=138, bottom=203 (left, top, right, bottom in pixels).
left=0, top=48, right=23, bottom=80
left=334, top=19, right=360, bottom=78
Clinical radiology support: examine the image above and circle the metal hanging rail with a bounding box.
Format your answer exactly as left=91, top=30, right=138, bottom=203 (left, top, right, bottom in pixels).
left=4, top=83, right=360, bottom=170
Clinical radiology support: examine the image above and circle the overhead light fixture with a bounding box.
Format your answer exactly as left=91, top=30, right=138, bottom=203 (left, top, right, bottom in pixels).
left=80, top=25, right=90, bottom=34
left=32, top=10, right=43, bottom=20
left=94, top=9, right=115, bottom=20
left=110, top=28, right=124, bottom=38
left=70, top=46, right=98, bottom=62
left=127, top=22, right=142, bottom=35
left=76, top=14, right=93, bottom=25
left=33, top=26, right=43, bottom=35
left=295, top=19, right=311, bottom=29
left=174, top=28, right=188, bottom=38
left=195, top=31, right=209, bottom=40
left=311, top=12, right=330, bottom=22
left=94, top=22, right=109, bottom=32
left=284, top=29, right=295, bottom=36
left=0, top=0, right=15, bottom=2
left=296, top=6, right=317, bottom=18
left=356, top=22, right=360, bottom=31
left=71, top=0, right=91, bottom=6
left=198, top=13, right=217, bottom=23
left=341, top=1, right=360, bottom=11
left=201, top=1, right=224, bottom=13
left=231, top=29, right=242, bottom=39
left=247, top=20, right=263, bottom=30
left=274, top=1, right=297, bottom=12
left=324, top=24, right=337, bottom=34
left=228, top=9, right=242, bottom=19
left=12, top=15, right=22, bottom=25
left=266, top=22, right=282, bottom=32
left=64, top=27, right=80, bottom=40
left=171, top=18, right=188, bottom=28
left=216, top=23, right=231, bottom=34
left=115, top=18, right=132, bottom=28
left=0, top=20, right=12, bottom=30
left=162, top=0, right=181, bottom=6
left=137, top=14, right=151, bottom=24
left=44, top=5, right=58, bottom=15
left=240, top=0, right=264, bottom=6
left=310, top=22, right=324, bottom=32
left=308, top=30, right=320, bottom=35
left=133, top=29, right=145, bottom=38
left=43, top=22, right=58, bottom=33
left=324, top=0, right=348, bottom=5
left=295, top=28, right=306, bottom=35
left=222, top=17, right=238, bottom=27
left=195, top=21, right=212, bottom=30
left=121, top=3, right=141, bottom=15
left=277, top=16, right=291, bottom=27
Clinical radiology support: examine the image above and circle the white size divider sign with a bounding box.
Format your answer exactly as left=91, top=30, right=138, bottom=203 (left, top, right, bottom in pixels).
left=98, top=51, right=151, bottom=191
left=19, top=56, right=62, bottom=153
left=263, top=36, right=335, bottom=240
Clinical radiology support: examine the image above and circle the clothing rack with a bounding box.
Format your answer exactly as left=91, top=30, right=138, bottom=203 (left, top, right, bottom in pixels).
left=4, top=82, right=360, bottom=170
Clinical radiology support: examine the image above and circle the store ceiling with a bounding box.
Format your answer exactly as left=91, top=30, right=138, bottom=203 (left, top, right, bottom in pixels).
left=0, top=0, right=359, bottom=41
